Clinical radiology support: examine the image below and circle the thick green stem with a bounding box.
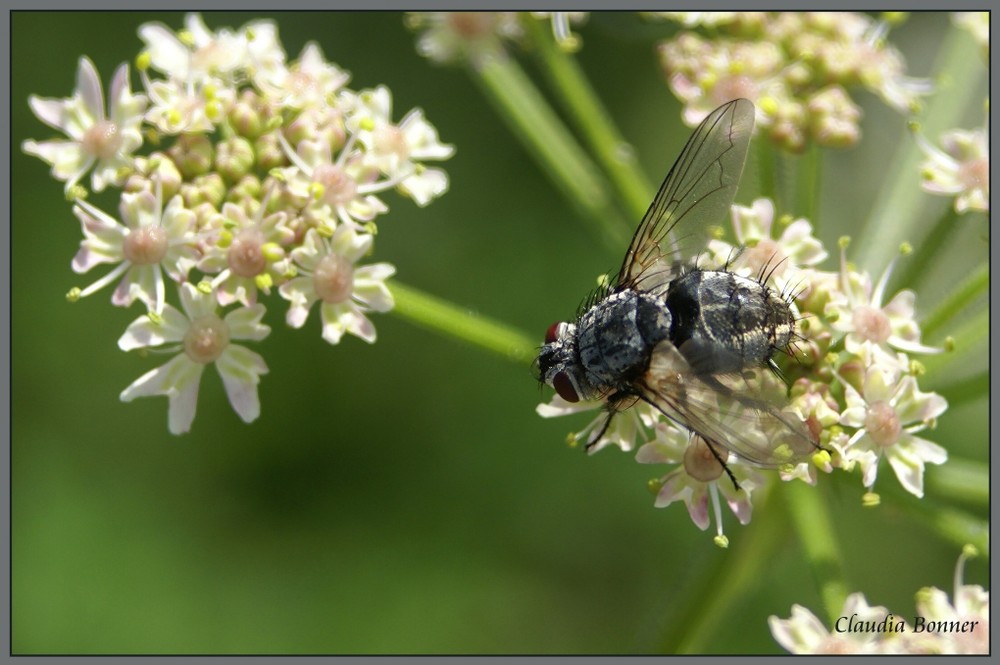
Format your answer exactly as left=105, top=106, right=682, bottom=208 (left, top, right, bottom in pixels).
left=663, top=484, right=787, bottom=652
left=893, top=206, right=961, bottom=292
left=921, top=261, right=988, bottom=341
left=388, top=281, right=537, bottom=365
left=523, top=17, right=655, bottom=221
left=919, top=307, right=988, bottom=378
left=782, top=481, right=849, bottom=624
left=797, top=142, right=822, bottom=227
left=756, top=137, right=779, bottom=208
left=880, top=483, right=989, bottom=556
left=934, top=371, right=988, bottom=410
left=469, top=54, right=631, bottom=249
left=925, top=457, right=989, bottom=508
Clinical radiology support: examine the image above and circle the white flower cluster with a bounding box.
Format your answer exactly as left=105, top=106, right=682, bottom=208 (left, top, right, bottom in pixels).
left=770, top=548, right=988, bottom=654
left=537, top=198, right=949, bottom=541
left=22, top=14, right=454, bottom=434
left=656, top=12, right=933, bottom=152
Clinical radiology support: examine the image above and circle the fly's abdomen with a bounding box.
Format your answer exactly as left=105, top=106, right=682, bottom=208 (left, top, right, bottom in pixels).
left=666, top=270, right=793, bottom=375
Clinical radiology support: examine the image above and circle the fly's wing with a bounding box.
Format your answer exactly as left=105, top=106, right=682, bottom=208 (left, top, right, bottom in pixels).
left=637, top=341, right=819, bottom=466
left=617, top=99, right=755, bottom=295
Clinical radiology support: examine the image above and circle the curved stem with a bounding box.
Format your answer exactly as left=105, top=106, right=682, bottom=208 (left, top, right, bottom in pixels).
left=879, top=482, right=989, bottom=556
left=523, top=17, right=655, bottom=221
left=892, top=206, right=960, bottom=292
left=796, top=142, right=822, bottom=227
left=782, top=480, right=849, bottom=624
left=934, top=370, right=988, bottom=410
left=663, top=483, right=787, bottom=652
left=921, top=261, right=988, bottom=341
left=919, top=307, right=988, bottom=378
left=925, top=457, right=989, bottom=508
left=388, top=280, right=538, bottom=365
left=756, top=137, right=779, bottom=207
left=469, top=54, right=631, bottom=249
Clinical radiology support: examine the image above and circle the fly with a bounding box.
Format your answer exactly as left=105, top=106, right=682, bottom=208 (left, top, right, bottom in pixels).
left=536, top=98, right=820, bottom=487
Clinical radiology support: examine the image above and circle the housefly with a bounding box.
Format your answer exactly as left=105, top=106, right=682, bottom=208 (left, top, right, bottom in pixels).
left=536, top=99, right=819, bottom=486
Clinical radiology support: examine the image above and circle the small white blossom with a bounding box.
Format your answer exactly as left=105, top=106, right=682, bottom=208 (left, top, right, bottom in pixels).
left=707, top=197, right=828, bottom=287
left=139, top=14, right=251, bottom=83
left=916, top=125, right=989, bottom=214
left=639, top=434, right=763, bottom=543
left=344, top=85, right=455, bottom=206
left=22, top=57, right=146, bottom=192
left=118, top=283, right=270, bottom=434
left=279, top=136, right=389, bottom=230
left=70, top=187, right=198, bottom=313
left=198, top=198, right=294, bottom=306
left=838, top=364, right=948, bottom=497
left=535, top=395, right=657, bottom=454
left=279, top=226, right=395, bottom=345
left=827, top=250, right=942, bottom=357
left=142, top=75, right=233, bottom=135
left=408, top=12, right=523, bottom=66
left=256, top=42, right=349, bottom=108
left=770, top=592, right=903, bottom=654
left=904, top=548, right=989, bottom=654
left=772, top=550, right=988, bottom=654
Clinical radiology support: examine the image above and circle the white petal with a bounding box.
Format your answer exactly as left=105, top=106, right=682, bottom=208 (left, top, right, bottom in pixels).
left=27, top=96, right=71, bottom=133
left=345, top=309, right=377, bottom=343
left=138, top=22, right=191, bottom=79
left=76, top=56, right=105, bottom=122
left=118, top=305, right=189, bottom=350
left=111, top=264, right=157, bottom=308
left=22, top=139, right=89, bottom=183
left=224, top=304, right=271, bottom=342
left=399, top=168, right=449, bottom=206
left=885, top=444, right=928, bottom=497
left=354, top=262, right=396, bottom=283
left=216, top=345, right=268, bottom=424
left=120, top=354, right=203, bottom=435
left=178, top=282, right=216, bottom=319
left=353, top=279, right=394, bottom=313
left=278, top=277, right=316, bottom=328
left=319, top=302, right=348, bottom=344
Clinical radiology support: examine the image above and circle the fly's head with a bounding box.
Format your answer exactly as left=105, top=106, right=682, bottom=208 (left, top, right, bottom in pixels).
left=536, top=321, right=590, bottom=403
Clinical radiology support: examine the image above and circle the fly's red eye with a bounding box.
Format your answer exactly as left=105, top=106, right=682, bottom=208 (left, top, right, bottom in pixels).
left=552, top=371, right=579, bottom=403
left=545, top=321, right=563, bottom=344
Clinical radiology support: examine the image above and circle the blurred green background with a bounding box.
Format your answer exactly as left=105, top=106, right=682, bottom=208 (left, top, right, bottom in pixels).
left=12, top=12, right=988, bottom=654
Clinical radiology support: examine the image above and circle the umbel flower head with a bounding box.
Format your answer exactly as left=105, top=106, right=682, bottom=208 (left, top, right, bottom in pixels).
left=23, top=13, right=455, bottom=434
left=770, top=547, right=988, bottom=654
left=656, top=12, right=932, bottom=152
left=536, top=196, right=949, bottom=539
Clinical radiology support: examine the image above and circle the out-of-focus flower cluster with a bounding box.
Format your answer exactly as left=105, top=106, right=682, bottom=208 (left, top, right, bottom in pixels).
left=406, top=12, right=592, bottom=64
left=654, top=12, right=932, bottom=152
left=911, top=13, right=989, bottom=216
left=953, top=11, right=989, bottom=60
left=769, top=547, right=988, bottom=654
left=22, top=13, right=454, bottom=434
left=537, top=197, right=949, bottom=543
left=915, top=123, right=990, bottom=214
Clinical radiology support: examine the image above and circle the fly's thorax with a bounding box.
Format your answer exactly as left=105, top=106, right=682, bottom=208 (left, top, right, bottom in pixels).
left=576, top=289, right=672, bottom=390
left=665, top=269, right=794, bottom=375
